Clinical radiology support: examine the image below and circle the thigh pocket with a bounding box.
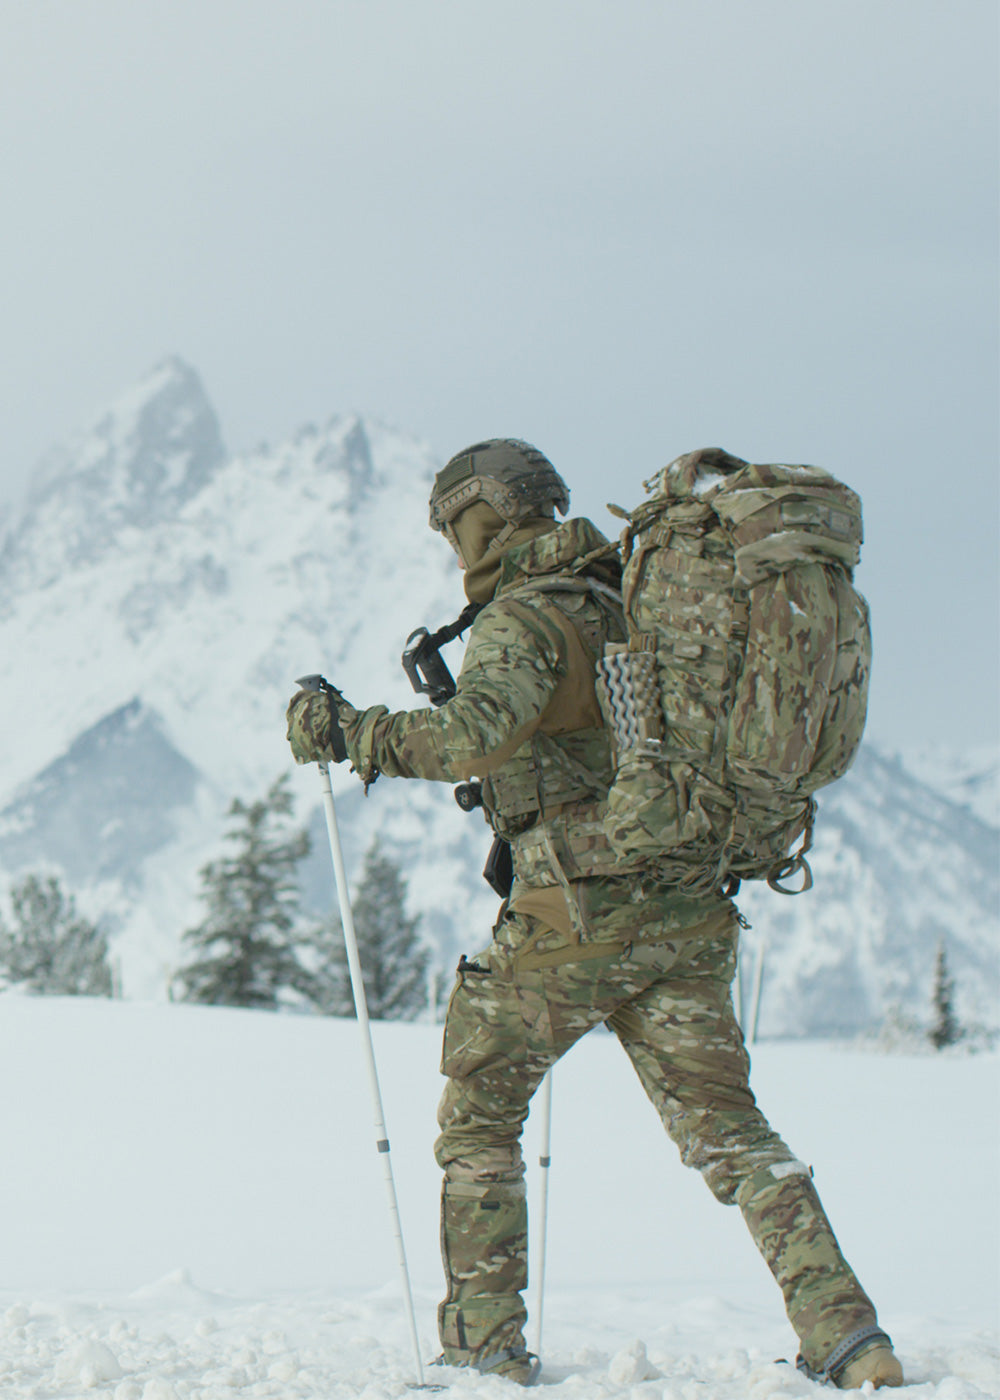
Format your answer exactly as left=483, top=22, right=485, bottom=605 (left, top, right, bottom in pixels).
left=440, top=952, right=503, bottom=1079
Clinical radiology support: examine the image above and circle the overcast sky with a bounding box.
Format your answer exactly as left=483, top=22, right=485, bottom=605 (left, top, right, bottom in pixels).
left=1, top=1, right=996, bottom=752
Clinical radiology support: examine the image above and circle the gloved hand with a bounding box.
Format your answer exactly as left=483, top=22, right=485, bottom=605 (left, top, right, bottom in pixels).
left=286, top=677, right=350, bottom=765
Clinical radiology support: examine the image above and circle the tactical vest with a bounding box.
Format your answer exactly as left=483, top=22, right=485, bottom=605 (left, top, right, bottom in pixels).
left=477, top=572, right=637, bottom=886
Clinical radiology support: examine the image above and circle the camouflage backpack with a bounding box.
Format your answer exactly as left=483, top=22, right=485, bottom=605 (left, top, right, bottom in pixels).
left=595, top=447, right=871, bottom=896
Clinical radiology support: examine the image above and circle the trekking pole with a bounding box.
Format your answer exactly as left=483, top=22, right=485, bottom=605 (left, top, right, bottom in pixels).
left=749, top=933, right=768, bottom=1047
left=533, top=1068, right=554, bottom=1357
left=734, top=948, right=746, bottom=1032
left=305, top=740, right=426, bottom=1387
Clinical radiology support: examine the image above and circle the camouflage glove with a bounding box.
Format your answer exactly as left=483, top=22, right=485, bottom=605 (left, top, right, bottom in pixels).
left=339, top=703, right=390, bottom=788
left=286, top=682, right=351, bottom=765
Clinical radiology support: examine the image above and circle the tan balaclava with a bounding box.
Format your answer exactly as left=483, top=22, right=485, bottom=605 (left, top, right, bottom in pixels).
left=449, top=500, right=557, bottom=604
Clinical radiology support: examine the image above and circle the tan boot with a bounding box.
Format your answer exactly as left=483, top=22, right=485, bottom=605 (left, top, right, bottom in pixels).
left=835, top=1341, right=904, bottom=1390
left=797, top=1326, right=903, bottom=1390
left=476, top=1348, right=542, bottom=1386
left=432, top=1348, right=541, bottom=1387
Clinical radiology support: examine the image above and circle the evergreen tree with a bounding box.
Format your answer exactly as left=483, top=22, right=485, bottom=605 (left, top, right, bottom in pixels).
left=175, top=774, right=317, bottom=1010
left=0, top=872, right=112, bottom=996
left=929, top=939, right=960, bottom=1050
left=312, top=837, right=430, bottom=1021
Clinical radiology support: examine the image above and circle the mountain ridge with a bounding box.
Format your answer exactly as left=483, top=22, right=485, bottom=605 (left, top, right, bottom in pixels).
left=1, top=359, right=996, bottom=1035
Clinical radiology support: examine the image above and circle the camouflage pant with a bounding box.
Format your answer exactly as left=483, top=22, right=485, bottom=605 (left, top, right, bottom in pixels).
left=435, top=899, right=878, bottom=1371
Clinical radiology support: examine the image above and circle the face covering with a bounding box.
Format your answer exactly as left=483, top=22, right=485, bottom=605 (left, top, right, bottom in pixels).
left=448, top=502, right=556, bottom=604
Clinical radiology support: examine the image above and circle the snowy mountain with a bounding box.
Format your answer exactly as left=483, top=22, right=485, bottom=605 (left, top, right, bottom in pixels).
left=738, top=745, right=999, bottom=1037
left=0, top=358, right=225, bottom=597
left=0, top=358, right=497, bottom=995
left=900, top=743, right=999, bottom=828
left=0, top=359, right=996, bottom=1035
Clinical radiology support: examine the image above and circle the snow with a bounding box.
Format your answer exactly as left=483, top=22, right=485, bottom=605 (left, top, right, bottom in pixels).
left=0, top=995, right=995, bottom=1398
left=691, top=471, right=726, bottom=496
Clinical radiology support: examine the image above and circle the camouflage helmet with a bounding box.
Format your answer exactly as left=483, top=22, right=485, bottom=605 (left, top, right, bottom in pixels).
left=429, top=440, right=570, bottom=545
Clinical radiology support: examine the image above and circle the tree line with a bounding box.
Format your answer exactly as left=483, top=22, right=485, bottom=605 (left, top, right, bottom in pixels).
left=0, top=772, right=975, bottom=1046
left=0, top=774, right=433, bottom=1021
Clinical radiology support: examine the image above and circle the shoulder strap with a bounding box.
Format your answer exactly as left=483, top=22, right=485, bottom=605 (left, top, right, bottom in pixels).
left=502, top=572, right=624, bottom=617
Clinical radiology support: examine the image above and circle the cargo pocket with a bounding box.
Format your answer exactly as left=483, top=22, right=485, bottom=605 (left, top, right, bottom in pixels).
left=440, top=951, right=495, bottom=1079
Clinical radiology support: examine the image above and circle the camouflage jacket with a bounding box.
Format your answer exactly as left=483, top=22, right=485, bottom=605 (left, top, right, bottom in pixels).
left=341, top=519, right=637, bottom=884
left=341, top=517, right=731, bottom=944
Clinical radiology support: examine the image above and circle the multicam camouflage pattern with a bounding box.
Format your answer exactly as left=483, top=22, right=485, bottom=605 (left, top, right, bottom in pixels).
left=285, top=684, right=349, bottom=765
left=322, top=503, right=885, bottom=1374
left=737, top=1167, right=877, bottom=1367
left=436, top=897, right=877, bottom=1370
left=341, top=519, right=656, bottom=899
left=604, top=448, right=872, bottom=893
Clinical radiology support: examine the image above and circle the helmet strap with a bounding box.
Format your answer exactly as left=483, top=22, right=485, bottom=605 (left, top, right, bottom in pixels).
left=487, top=521, right=519, bottom=552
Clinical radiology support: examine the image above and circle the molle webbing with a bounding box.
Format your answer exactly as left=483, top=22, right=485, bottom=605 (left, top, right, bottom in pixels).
left=482, top=577, right=622, bottom=829
left=484, top=728, right=610, bottom=823
left=509, top=805, right=637, bottom=885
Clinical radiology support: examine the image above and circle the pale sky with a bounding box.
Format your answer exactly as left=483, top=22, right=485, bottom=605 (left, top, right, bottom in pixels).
left=1, top=1, right=996, bottom=751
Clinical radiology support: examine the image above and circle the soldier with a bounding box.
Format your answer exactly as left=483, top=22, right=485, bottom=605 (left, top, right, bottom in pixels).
left=286, top=440, right=903, bottom=1390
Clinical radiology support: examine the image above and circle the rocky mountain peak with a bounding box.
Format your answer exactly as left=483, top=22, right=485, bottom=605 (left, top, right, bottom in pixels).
left=0, top=359, right=994, bottom=1032
left=0, top=359, right=226, bottom=596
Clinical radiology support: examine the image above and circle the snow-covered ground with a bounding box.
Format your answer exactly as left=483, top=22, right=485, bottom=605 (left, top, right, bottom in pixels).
left=0, top=995, right=996, bottom=1398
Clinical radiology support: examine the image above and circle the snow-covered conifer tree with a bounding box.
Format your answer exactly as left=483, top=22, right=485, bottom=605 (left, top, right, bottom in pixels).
left=0, top=872, right=112, bottom=996
left=929, top=939, right=960, bottom=1050
left=175, top=774, right=317, bottom=1010
left=311, top=837, right=430, bottom=1020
